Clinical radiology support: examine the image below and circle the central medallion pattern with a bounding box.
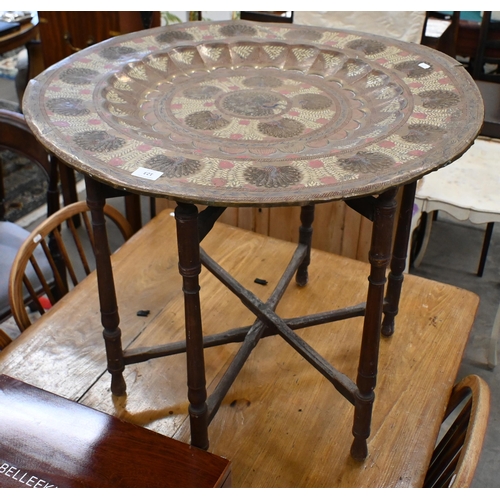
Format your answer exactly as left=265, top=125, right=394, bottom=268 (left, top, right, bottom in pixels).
left=220, top=90, right=288, bottom=118
left=97, top=40, right=411, bottom=162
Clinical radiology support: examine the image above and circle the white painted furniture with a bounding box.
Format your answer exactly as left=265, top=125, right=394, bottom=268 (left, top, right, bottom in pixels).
left=411, top=137, right=500, bottom=367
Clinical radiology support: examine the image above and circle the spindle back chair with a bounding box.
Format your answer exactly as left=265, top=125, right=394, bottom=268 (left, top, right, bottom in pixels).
left=0, top=109, right=62, bottom=326
left=424, top=374, right=490, bottom=487
left=8, top=200, right=133, bottom=332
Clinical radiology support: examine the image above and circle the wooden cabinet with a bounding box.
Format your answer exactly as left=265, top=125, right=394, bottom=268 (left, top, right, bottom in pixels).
left=37, top=11, right=160, bottom=68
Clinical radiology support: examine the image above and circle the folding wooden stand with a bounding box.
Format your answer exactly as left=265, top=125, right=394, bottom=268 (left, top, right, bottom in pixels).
left=86, top=176, right=416, bottom=461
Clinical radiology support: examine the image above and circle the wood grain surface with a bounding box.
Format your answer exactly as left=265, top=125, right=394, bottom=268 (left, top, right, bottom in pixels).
left=0, top=374, right=231, bottom=488
left=0, top=208, right=479, bottom=487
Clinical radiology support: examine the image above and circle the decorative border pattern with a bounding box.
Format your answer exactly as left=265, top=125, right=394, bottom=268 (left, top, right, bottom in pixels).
left=23, top=20, right=483, bottom=207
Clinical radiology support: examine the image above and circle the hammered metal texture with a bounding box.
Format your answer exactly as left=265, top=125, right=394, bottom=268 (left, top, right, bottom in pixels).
left=23, top=20, right=483, bottom=207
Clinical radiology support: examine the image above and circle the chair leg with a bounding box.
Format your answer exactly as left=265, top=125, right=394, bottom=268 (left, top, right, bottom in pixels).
left=0, top=156, right=5, bottom=220
left=58, top=161, right=79, bottom=206
left=58, top=160, right=80, bottom=228
left=413, top=211, right=434, bottom=268
left=488, top=301, right=500, bottom=368
left=149, top=197, right=156, bottom=219
left=47, top=155, right=60, bottom=217
left=477, top=222, right=494, bottom=277
left=125, top=195, right=142, bottom=233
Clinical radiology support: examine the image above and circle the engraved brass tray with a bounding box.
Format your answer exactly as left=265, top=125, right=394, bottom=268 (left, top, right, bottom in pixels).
left=23, top=21, right=483, bottom=206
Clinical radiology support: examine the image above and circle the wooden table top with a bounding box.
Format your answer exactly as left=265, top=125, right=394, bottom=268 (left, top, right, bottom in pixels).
left=23, top=20, right=483, bottom=207
left=0, top=209, right=479, bottom=487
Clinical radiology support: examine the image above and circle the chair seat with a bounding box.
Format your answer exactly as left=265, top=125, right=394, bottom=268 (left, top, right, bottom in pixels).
left=0, top=221, right=51, bottom=319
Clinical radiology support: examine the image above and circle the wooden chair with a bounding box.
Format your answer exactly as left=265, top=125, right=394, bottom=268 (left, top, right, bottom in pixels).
left=0, top=219, right=52, bottom=333
left=0, top=109, right=64, bottom=324
left=8, top=200, right=133, bottom=334
left=424, top=374, right=490, bottom=488
left=0, top=108, right=85, bottom=225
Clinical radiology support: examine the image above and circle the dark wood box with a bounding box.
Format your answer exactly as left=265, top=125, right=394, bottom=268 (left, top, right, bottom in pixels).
left=0, top=374, right=231, bottom=488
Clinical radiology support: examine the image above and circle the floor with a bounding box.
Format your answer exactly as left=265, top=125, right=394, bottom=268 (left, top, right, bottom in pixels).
left=1, top=74, right=500, bottom=487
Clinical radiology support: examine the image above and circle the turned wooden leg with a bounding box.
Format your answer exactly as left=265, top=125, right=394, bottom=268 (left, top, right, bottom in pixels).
left=124, top=194, right=142, bottom=234
left=351, top=188, right=397, bottom=461
left=85, top=175, right=126, bottom=396
left=57, top=159, right=81, bottom=227
left=175, top=202, right=209, bottom=450
left=382, top=181, right=416, bottom=337
left=296, top=204, right=315, bottom=287
left=46, top=155, right=60, bottom=217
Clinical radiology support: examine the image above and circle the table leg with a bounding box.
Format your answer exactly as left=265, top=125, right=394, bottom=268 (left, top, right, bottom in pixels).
left=296, top=204, right=315, bottom=286
left=0, top=155, right=5, bottom=220
left=477, top=222, right=494, bottom=277
left=58, top=160, right=80, bottom=227
left=124, top=194, right=142, bottom=234
left=85, top=176, right=126, bottom=396
left=351, top=187, right=397, bottom=461
left=175, top=202, right=209, bottom=450
left=382, top=181, right=417, bottom=337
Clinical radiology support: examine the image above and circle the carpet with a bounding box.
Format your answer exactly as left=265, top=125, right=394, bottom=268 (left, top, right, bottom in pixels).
left=0, top=49, right=50, bottom=223
left=1, top=149, right=48, bottom=222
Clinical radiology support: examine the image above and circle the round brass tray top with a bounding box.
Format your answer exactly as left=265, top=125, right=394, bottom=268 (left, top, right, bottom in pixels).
left=23, top=20, right=483, bottom=207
